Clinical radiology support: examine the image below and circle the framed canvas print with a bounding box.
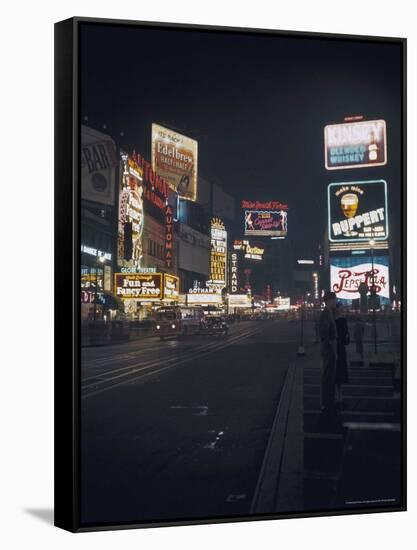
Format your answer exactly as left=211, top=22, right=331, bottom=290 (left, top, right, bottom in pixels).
left=54, top=17, right=406, bottom=532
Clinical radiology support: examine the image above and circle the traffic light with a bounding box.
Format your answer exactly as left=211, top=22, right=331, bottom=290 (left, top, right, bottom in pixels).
left=124, top=222, right=133, bottom=260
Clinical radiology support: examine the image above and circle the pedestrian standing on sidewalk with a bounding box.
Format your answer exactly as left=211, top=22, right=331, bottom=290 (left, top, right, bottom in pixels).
left=334, top=303, right=350, bottom=404
left=319, top=291, right=338, bottom=413
left=354, top=316, right=365, bottom=358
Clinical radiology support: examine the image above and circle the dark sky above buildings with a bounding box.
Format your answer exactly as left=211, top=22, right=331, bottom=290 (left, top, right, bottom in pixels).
left=80, top=22, right=403, bottom=259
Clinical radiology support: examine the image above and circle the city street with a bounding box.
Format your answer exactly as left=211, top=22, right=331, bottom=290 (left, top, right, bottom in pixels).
left=73, top=22, right=405, bottom=528
left=81, top=319, right=298, bottom=524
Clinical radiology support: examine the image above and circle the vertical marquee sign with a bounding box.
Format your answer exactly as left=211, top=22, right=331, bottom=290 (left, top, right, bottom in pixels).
left=165, top=204, right=174, bottom=269
left=230, top=252, right=240, bottom=293
left=118, top=154, right=145, bottom=268
left=208, top=217, right=227, bottom=289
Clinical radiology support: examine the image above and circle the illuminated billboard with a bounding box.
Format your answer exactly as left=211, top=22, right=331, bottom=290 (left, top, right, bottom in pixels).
left=330, top=256, right=390, bottom=302
left=118, top=152, right=171, bottom=268
left=244, top=210, right=287, bottom=237
left=229, top=251, right=240, bottom=294
left=328, top=180, right=388, bottom=245
left=163, top=274, right=179, bottom=301
left=324, top=119, right=387, bottom=170
left=208, top=217, right=227, bottom=288
left=152, top=123, right=198, bottom=202
left=114, top=273, right=162, bottom=300
left=233, top=240, right=264, bottom=261
left=81, top=125, right=117, bottom=205
left=117, top=177, right=145, bottom=269
left=228, top=294, right=251, bottom=308
left=187, top=289, right=223, bottom=305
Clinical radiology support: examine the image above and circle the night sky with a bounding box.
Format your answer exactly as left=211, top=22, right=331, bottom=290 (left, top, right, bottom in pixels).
left=80, top=22, right=403, bottom=260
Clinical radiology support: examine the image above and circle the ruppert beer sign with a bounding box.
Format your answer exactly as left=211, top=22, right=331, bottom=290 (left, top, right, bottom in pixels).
left=324, top=119, right=387, bottom=170
left=328, top=180, right=388, bottom=243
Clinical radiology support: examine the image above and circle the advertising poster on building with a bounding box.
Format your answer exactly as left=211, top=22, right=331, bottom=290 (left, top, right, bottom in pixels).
left=330, top=256, right=390, bottom=302
left=163, top=274, right=179, bottom=300
left=274, top=297, right=291, bottom=310
left=81, top=125, right=118, bottom=205
left=324, top=119, right=387, bottom=170
left=228, top=294, right=251, bottom=308
left=152, top=123, right=198, bottom=202
left=187, top=289, right=223, bottom=305
left=242, top=201, right=288, bottom=238
left=209, top=217, right=227, bottom=288
left=117, top=181, right=145, bottom=269
left=114, top=273, right=162, bottom=300
left=328, top=180, right=388, bottom=245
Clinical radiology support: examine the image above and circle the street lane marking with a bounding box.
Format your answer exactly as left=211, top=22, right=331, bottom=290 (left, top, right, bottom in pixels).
left=81, top=327, right=258, bottom=383
left=170, top=406, right=208, bottom=416
left=82, top=326, right=265, bottom=399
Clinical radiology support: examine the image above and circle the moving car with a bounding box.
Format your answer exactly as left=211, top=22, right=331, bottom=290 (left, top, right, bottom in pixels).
left=154, top=305, right=204, bottom=340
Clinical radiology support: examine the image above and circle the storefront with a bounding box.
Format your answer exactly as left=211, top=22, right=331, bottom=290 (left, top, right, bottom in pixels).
left=81, top=245, right=114, bottom=321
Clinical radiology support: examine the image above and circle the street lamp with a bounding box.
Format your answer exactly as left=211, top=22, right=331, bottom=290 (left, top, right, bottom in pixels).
left=369, top=237, right=377, bottom=354
left=93, top=253, right=106, bottom=321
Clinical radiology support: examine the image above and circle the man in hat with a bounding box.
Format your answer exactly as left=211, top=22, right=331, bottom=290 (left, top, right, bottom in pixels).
left=319, top=291, right=338, bottom=412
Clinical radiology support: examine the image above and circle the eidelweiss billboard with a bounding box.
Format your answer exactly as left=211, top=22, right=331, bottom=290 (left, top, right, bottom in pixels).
left=151, top=123, right=198, bottom=202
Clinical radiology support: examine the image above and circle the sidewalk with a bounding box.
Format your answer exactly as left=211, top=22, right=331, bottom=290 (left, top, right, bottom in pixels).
left=303, top=337, right=402, bottom=511
left=251, top=321, right=402, bottom=515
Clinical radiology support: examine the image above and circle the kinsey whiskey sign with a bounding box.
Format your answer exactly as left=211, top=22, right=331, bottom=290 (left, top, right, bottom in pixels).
left=324, top=119, right=387, bottom=170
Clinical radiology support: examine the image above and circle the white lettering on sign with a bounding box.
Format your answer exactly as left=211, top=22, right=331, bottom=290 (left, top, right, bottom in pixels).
left=330, top=262, right=389, bottom=300
left=332, top=208, right=385, bottom=236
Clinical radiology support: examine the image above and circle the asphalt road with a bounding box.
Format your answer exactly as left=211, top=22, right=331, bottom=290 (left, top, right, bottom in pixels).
left=81, top=319, right=300, bottom=526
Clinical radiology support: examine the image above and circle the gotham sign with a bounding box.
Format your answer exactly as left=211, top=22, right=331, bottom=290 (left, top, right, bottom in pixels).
left=328, top=180, right=388, bottom=244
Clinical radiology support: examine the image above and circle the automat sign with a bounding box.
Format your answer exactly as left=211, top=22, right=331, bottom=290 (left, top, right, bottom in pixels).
left=165, top=204, right=174, bottom=269
left=328, top=180, right=388, bottom=244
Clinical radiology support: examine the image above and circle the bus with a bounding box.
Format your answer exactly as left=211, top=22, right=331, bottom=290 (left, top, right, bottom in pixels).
left=154, top=305, right=205, bottom=339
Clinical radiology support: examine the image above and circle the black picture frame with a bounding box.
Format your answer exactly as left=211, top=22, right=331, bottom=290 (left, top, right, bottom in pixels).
left=54, top=16, right=407, bottom=532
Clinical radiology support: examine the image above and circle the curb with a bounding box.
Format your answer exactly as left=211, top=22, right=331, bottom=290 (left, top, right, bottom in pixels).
left=250, top=359, right=304, bottom=514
